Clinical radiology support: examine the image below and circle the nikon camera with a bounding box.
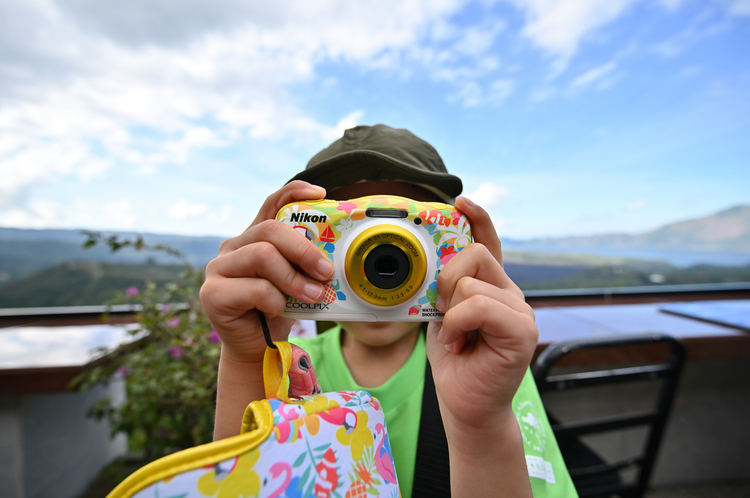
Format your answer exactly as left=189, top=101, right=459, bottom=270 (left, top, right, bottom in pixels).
left=276, top=195, right=473, bottom=321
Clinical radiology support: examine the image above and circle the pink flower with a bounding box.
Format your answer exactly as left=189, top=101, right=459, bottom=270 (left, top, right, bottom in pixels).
left=117, top=366, right=131, bottom=377
left=450, top=210, right=462, bottom=226
left=336, top=201, right=357, bottom=214
left=125, top=286, right=139, bottom=296
left=208, top=330, right=221, bottom=343
left=161, top=305, right=171, bottom=312
left=167, top=318, right=180, bottom=328
left=167, top=345, right=183, bottom=359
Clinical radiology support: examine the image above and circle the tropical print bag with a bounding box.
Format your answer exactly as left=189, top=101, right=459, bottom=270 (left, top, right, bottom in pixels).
left=107, top=341, right=400, bottom=498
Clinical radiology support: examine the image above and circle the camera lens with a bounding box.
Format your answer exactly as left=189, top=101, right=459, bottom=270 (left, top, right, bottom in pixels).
left=345, top=225, right=427, bottom=306
left=364, top=244, right=410, bottom=290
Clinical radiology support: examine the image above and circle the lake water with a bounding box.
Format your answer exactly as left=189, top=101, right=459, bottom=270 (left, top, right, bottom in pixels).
left=502, top=244, right=750, bottom=267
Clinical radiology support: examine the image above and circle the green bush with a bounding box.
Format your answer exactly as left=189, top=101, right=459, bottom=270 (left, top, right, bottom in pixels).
left=74, top=232, right=219, bottom=459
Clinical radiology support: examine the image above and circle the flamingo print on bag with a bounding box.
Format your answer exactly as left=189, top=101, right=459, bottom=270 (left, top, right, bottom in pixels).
left=288, top=344, right=322, bottom=397
left=374, top=423, right=397, bottom=484
left=266, top=462, right=292, bottom=498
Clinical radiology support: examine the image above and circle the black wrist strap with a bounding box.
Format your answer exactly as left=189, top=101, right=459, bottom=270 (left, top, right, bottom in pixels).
left=413, top=359, right=451, bottom=497
left=257, top=309, right=277, bottom=349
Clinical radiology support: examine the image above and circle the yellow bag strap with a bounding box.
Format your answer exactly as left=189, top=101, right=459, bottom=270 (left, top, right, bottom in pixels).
left=108, top=400, right=274, bottom=498
left=262, top=341, right=298, bottom=404
left=257, top=309, right=303, bottom=404
left=263, top=341, right=290, bottom=402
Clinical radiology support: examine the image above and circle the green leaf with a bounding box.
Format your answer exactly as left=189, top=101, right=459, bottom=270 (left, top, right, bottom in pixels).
left=306, top=478, right=316, bottom=498
left=292, top=451, right=307, bottom=468
left=298, top=466, right=311, bottom=489
left=313, top=443, right=331, bottom=453
left=367, top=488, right=380, bottom=496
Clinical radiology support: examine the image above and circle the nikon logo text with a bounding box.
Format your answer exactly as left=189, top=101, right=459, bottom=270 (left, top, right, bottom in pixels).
left=286, top=302, right=331, bottom=310
left=290, top=213, right=327, bottom=223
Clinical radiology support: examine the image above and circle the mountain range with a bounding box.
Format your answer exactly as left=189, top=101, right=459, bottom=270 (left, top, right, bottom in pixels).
left=515, top=205, right=750, bottom=252
left=1, top=204, right=748, bottom=284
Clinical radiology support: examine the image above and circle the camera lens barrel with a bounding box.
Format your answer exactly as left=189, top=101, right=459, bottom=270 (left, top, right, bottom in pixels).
left=345, top=225, right=427, bottom=307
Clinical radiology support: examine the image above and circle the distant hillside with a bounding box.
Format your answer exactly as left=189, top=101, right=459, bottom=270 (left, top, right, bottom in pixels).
left=0, top=227, right=223, bottom=282
left=2, top=209, right=750, bottom=306
left=524, top=205, right=750, bottom=252
left=0, top=261, right=185, bottom=308
left=520, top=262, right=750, bottom=291
left=1, top=204, right=748, bottom=288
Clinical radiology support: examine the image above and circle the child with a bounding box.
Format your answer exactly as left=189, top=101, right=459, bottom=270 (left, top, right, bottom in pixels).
left=200, top=125, right=577, bottom=497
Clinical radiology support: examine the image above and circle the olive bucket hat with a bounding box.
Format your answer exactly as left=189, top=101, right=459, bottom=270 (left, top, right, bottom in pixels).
left=287, top=124, right=463, bottom=202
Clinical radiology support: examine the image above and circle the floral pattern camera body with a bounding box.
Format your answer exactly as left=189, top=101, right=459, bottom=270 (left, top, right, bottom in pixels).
left=276, top=195, right=473, bottom=321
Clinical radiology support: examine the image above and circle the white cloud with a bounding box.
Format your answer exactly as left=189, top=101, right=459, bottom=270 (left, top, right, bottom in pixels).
left=657, top=0, right=685, bottom=11
left=679, top=65, right=702, bottom=78
left=625, top=199, right=648, bottom=212
left=654, top=29, right=695, bottom=58
left=453, top=22, right=506, bottom=56
left=0, top=197, right=139, bottom=231
left=449, top=79, right=514, bottom=107
left=505, top=0, right=639, bottom=72
left=69, top=199, right=138, bottom=230
left=164, top=126, right=226, bottom=164
left=530, top=86, right=557, bottom=101
left=653, top=21, right=731, bottom=59
left=465, top=181, right=511, bottom=208
left=0, top=201, right=62, bottom=228
left=570, top=61, right=618, bottom=88
left=207, top=205, right=233, bottom=225
left=450, top=82, right=483, bottom=107
left=488, top=79, right=515, bottom=104
left=167, top=200, right=210, bottom=220
left=102, top=200, right=138, bottom=228
left=2, top=0, right=514, bottom=228
left=0, top=140, right=110, bottom=207
left=729, top=0, right=750, bottom=16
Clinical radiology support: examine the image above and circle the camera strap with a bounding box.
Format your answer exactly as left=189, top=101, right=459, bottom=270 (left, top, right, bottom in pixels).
left=258, top=309, right=277, bottom=349
left=412, top=359, right=451, bottom=497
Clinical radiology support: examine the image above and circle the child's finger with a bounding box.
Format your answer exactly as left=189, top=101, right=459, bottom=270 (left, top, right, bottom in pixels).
left=455, top=196, right=503, bottom=265
left=437, top=243, right=524, bottom=311
left=252, top=181, right=327, bottom=226
left=206, top=240, right=328, bottom=304
left=200, top=276, right=290, bottom=320
left=438, top=294, right=538, bottom=357
left=216, top=221, right=334, bottom=281
left=446, top=277, right=533, bottom=317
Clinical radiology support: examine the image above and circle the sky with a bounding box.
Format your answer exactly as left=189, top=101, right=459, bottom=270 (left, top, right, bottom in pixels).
left=1, top=0, right=749, bottom=240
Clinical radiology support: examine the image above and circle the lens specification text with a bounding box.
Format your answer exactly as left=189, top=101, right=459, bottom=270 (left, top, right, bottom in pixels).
left=358, top=283, right=414, bottom=301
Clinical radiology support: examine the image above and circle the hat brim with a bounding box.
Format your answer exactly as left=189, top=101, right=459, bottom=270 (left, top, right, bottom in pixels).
left=288, top=150, right=463, bottom=202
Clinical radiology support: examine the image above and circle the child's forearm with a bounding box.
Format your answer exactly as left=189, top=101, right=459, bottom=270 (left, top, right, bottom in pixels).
left=213, top=347, right=266, bottom=440
left=444, top=408, right=533, bottom=498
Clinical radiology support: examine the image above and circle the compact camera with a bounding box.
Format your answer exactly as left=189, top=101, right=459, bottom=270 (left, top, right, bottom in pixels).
left=276, top=195, right=473, bottom=321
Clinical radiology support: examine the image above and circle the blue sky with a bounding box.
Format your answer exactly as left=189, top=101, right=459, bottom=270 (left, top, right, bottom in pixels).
left=1, top=0, right=748, bottom=239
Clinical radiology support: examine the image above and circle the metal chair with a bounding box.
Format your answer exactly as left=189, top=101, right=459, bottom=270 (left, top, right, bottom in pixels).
left=532, top=333, right=686, bottom=498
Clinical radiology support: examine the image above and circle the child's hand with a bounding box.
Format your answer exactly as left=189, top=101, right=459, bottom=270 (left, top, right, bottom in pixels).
left=203, top=181, right=336, bottom=440
left=426, top=196, right=537, bottom=495
left=200, top=181, right=334, bottom=366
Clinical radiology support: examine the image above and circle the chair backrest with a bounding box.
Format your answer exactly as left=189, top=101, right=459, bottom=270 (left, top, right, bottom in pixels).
left=532, top=333, right=686, bottom=498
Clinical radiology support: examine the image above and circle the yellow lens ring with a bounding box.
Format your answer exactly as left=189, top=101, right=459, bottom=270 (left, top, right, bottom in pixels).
left=345, top=225, right=427, bottom=307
